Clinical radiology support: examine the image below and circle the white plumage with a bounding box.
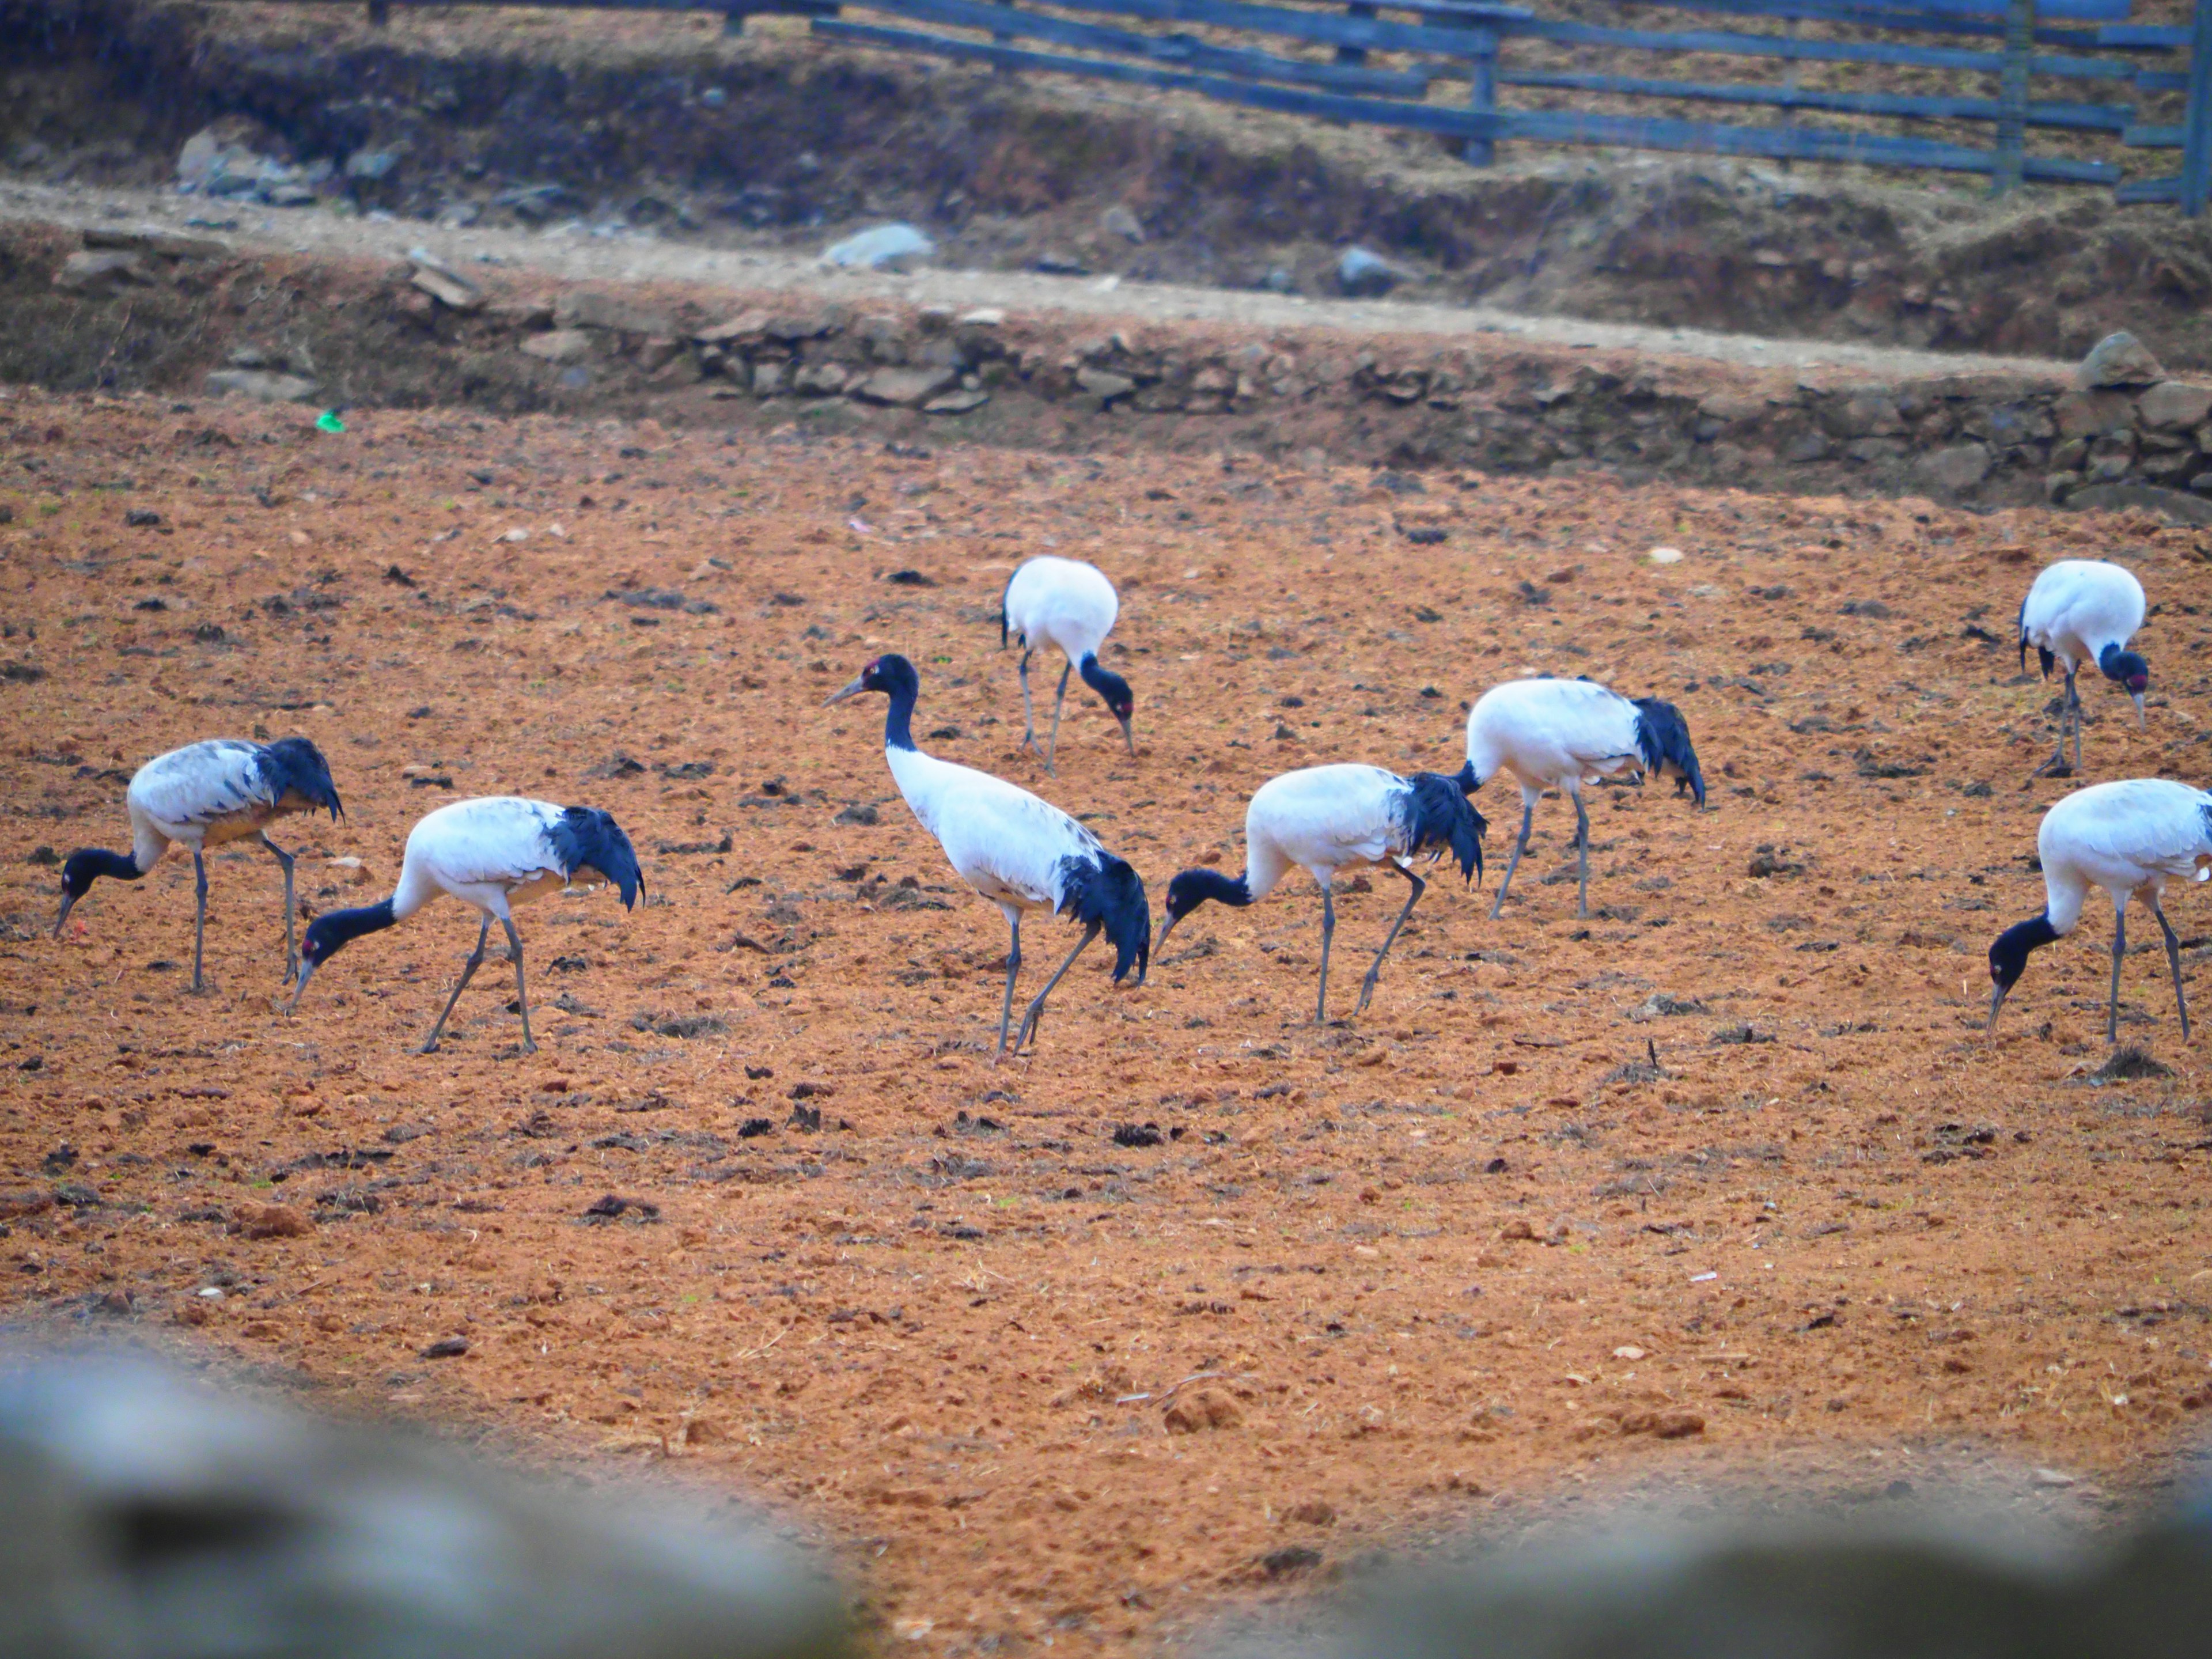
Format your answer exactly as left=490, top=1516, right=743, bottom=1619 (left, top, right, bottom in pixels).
left=291, top=796, right=643, bottom=1054
left=56, top=736, right=343, bottom=990
left=1987, top=777, right=2212, bottom=1040
left=828, top=654, right=1149, bottom=1061
left=2017, top=558, right=2150, bottom=776
left=1460, top=677, right=1706, bottom=919
left=1154, top=763, right=1486, bottom=1021
left=1001, top=555, right=1135, bottom=772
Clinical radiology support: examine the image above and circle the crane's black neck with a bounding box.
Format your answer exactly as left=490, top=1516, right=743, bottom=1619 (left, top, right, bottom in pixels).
left=67, top=848, right=146, bottom=888
left=302, top=898, right=398, bottom=965
left=1165, top=866, right=1253, bottom=923
left=1078, top=654, right=1113, bottom=696
left=1990, top=912, right=2061, bottom=991
left=881, top=679, right=918, bottom=752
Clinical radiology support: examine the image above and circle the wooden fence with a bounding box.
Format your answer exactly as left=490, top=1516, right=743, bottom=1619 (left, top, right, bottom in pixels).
left=340, top=0, right=2212, bottom=213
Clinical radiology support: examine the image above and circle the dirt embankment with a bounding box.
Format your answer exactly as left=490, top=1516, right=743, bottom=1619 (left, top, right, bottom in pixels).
left=11, top=0, right=2212, bottom=371
left=24, top=215, right=2212, bottom=514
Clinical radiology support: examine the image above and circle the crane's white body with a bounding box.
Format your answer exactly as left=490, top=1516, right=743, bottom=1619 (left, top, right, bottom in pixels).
left=61, top=737, right=340, bottom=990
left=1238, top=764, right=1423, bottom=896
left=1464, top=677, right=1692, bottom=919
left=886, top=747, right=1106, bottom=918
left=1465, top=678, right=1646, bottom=801
left=1004, top=556, right=1119, bottom=665
left=1991, top=778, right=2212, bottom=1042
left=391, top=797, right=592, bottom=925
left=2020, top=559, right=2145, bottom=679
left=2019, top=559, right=2149, bottom=776
left=837, top=653, right=1148, bottom=1062
left=2036, top=778, right=2212, bottom=935
left=292, top=794, right=641, bottom=1055
left=1002, top=556, right=1128, bottom=772
left=122, top=739, right=315, bottom=868
left=1158, top=762, right=1482, bottom=1022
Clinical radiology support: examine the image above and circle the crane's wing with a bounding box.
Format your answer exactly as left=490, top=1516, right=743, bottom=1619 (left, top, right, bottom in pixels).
left=2066, top=781, right=2212, bottom=877
left=130, top=740, right=268, bottom=827
left=414, top=798, right=573, bottom=889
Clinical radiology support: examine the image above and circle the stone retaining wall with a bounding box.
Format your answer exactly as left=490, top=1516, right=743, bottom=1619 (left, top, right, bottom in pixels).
left=19, top=219, right=2212, bottom=520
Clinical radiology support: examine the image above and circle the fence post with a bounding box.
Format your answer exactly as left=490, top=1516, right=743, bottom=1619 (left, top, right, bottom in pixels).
left=1464, top=25, right=1497, bottom=166
left=1336, top=2, right=1373, bottom=66
left=2186, top=0, right=2212, bottom=217
left=1993, top=0, right=2031, bottom=197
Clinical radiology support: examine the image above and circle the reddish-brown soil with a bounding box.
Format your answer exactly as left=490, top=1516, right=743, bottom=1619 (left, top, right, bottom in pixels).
left=3, top=386, right=2210, bottom=1653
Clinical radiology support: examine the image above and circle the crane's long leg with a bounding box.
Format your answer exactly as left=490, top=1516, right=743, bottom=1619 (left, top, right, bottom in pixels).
left=422, top=914, right=491, bottom=1055
left=1044, top=661, right=1073, bottom=775
left=2029, top=669, right=2071, bottom=781
left=190, top=849, right=209, bottom=993
left=2108, top=903, right=2126, bottom=1046
left=1490, top=800, right=1535, bottom=920
left=993, top=908, right=1023, bottom=1065
left=260, top=832, right=298, bottom=978
left=503, top=916, right=534, bottom=1055
left=1355, top=864, right=1426, bottom=1017
left=1573, top=790, right=1592, bottom=921
left=1017, top=650, right=1040, bottom=756
left=2153, top=897, right=2191, bottom=1041
left=2069, top=667, right=2082, bottom=774
left=1316, top=882, right=1338, bottom=1022
left=1013, top=920, right=1099, bottom=1054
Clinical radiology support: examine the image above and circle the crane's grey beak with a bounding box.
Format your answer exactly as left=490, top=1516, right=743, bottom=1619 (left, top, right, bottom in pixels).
left=54, top=892, right=75, bottom=938
left=1985, top=980, right=2008, bottom=1032
left=824, top=676, right=868, bottom=707
left=2131, top=691, right=2146, bottom=728
left=1117, top=714, right=1135, bottom=756
left=1153, top=914, right=1179, bottom=959
left=287, top=959, right=316, bottom=1014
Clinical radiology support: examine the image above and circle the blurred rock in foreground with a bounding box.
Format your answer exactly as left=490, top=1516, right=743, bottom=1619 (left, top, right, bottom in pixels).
left=0, top=1356, right=850, bottom=1659
left=1243, top=1483, right=2212, bottom=1659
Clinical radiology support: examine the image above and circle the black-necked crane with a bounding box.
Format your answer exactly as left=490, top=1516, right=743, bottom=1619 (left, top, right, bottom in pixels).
left=1154, top=762, right=1486, bottom=1022
left=827, top=653, right=1148, bottom=1062
left=1000, top=555, right=1134, bottom=773
left=289, top=796, right=642, bottom=1054
left=2018, top=558, right=2149, bottom=778
left=1986, top=777, right=2210, bottom=1043
left=55, top=736, right=343, bottom=990
left=1456, top=677, right=1705, bottom=921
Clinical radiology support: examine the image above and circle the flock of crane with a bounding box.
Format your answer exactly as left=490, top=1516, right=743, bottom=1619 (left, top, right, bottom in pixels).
left=46, top=548, right=2199, bottom=1059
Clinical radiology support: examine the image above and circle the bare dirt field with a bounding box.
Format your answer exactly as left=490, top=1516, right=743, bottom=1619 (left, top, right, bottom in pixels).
left=3, top=385, right=2211, bottom=1652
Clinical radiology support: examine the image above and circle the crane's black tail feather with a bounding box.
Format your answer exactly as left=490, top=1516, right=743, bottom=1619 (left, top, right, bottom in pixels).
left=1401, top=772, right=1487, bottom=884
left=550, top=807, right=646, bottom=908
left=258, top=736, right=345, bottom=820
left=1631, top=698, right=1707, bottom=809
left=1058, top=851, right=1151, bottom=984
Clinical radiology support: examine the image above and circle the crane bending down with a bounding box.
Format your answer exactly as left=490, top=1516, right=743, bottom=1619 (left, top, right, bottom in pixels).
left=1000, top=556, right=1135, bottom=774
left=1986, top=777, right=2212, bottom=1043
left=2017, top=559, right=2149, bottom=779
left=827, top=653, right=1149, bottom=1062
left=290, top=796, right=643, bottom=1054
left=1457, top=677, right=1705, bottom=920
left=1154, top=763, right=1486, bottom=1022
left=55, top=737, right=343, bottom=990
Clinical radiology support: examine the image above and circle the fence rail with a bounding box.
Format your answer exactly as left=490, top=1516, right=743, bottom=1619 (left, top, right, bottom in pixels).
left=317, top=0, right=2212, bottom=213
